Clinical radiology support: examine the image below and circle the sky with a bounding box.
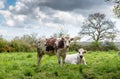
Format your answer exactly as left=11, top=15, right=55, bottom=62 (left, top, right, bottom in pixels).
left=0, top=0, right=120, bottom=41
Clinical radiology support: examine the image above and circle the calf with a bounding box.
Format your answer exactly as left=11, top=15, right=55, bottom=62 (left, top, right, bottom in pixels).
left=65, top=48, right=87, bottom=65
left=36, top=37, right=73, bottom=65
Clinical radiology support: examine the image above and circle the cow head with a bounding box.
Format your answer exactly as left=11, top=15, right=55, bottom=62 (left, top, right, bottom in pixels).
left=57, top=37, right=73, bottom=49
left=77, top=48, right=87, bottom=58
left=63, top=37, right=74, bottom=48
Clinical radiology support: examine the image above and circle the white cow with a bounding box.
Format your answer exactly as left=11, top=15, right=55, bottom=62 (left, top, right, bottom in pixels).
left=65, top=48, right=87, bottom=65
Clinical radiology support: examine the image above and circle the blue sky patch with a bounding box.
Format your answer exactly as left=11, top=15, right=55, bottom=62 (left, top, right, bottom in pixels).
left=6, top=0, right=16, bottom=6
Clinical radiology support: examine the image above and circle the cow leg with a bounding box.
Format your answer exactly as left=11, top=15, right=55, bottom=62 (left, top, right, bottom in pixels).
left=37, top=53, right=43, bottom=65
left=62, top=54, right=66, bottom=65
left=82, top=57, right=87, bottom=65
left=37, top=48, right=43, bottom=66
left=56, top=51, right=61, bottom=64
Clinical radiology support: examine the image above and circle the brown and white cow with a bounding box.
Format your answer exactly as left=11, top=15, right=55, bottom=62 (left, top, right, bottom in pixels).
left=36, top=37, right=73, bottom=65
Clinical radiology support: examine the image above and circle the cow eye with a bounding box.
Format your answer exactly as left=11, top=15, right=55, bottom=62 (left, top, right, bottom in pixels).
left=69, top=40, right=70, bottom=43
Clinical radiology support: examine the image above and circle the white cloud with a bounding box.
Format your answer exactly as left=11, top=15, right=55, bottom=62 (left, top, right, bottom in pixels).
left=10, top=1, right=27, bottom=12
left=6, top=19, right=14, bottom=26
left=35, top=7, right=48, bottom=19
left=0, top=0, right=4, bottom=9
left=0, top=10, right=11, bottom=18
left=14, top=15, right=26, bottom=22
left=0, top=10, right=26, bottom=27
left=53, top=11, right=85, bottom=25
left=0, top=29, right=7, bottom=35
left=9, top=5, right=14, bottom=10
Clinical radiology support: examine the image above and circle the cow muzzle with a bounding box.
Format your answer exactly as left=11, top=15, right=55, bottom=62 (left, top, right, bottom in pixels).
left=80, top=55, right=83, bottom=58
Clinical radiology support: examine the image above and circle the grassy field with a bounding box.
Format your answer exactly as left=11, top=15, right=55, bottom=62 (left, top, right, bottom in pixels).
left=0, top=51, right=120, bottom=79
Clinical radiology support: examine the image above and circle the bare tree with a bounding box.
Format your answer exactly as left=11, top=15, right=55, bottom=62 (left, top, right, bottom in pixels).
left=79, top=13, right=117, bottom=42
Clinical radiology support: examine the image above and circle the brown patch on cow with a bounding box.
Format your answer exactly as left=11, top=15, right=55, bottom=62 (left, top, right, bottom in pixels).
left=46, top=45, right=55, bottom=51
left=58, top=39, right=64, bottom=49
left=45, top=38, right=56, bottom=51
left=45, top=38, right=56, bottom=46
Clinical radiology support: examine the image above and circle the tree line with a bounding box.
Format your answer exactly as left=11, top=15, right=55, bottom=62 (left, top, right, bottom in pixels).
left=0, top=33, right=118, bottom=53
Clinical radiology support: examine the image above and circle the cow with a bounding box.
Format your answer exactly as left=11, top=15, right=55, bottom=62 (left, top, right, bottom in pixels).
left=65, top=48, right=87, bottom=65
left=36, top=37, right=73, bottom=65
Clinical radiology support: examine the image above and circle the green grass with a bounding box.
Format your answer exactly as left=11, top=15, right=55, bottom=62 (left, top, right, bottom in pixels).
left=0, top=51, right=120, bottom=79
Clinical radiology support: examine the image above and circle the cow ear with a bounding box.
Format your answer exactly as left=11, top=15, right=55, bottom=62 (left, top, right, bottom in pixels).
left=61, top=37, right=65, bottom=40
left=83, top=50, right=87, bottom=54
left=70, top=38, right=74, bottom=41
left=46, top=38, right=48, bottom=41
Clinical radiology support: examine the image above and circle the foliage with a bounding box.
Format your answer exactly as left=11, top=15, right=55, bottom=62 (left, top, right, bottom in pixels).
left=0, top=51, right=120, bottom=79
left=102, top=41, right=118, bottom=51
left=106, top=0, right=120, bottom=17
left=69, top=42, right=82, bottom=51
left=69, top=41, right=118, bottom=51
left=85, top=42, right=118, bottom=51
left=0, top=36, right=11, bottom=52
left=87, top=41, right=102, bottom=51
left=0, top=33, right=119, bottom=52
left=0, top=34, right=37, bottom=53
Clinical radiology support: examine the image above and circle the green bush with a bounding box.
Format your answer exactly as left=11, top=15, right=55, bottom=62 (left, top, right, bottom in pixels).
left=10, top=36, right=36, bottom=52
left=69, top=43, right=82, bottom=51
left=102, top=41, right=118, bottom=51
left=82, top=41, right=101, bottom=51
left=0, top=37, right=9, bottom=52
left=80, top=41, right=118, bottom=51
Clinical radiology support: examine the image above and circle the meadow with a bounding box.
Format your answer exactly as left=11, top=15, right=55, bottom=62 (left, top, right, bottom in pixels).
left=0, top=51, right=120, bottom=79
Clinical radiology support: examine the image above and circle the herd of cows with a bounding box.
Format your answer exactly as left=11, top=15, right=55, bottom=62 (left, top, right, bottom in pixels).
left=36, top=36, right=87, bottom=65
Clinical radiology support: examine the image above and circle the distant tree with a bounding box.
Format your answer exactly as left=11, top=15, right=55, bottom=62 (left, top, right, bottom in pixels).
left=10, top=34, right=37, bottom=52
left=79, top=13, right=117, bottom=42
left=0, top=36, right=9, bottom=52
left=22, top=33, right=37, bottom=46
left=53, top=33, right=58, bottom=38
left=106, top=0, right=120, bottom=17
left=53, top=29, right=68, bottom=38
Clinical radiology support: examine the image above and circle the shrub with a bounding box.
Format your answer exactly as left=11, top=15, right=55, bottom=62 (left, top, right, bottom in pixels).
left=102, top=41, right=118, bottom=51
left=0, top=38, right=9, bottom=52
left=10, top=40, right=22, bottom=52
left=79, top=41, right=118, bottom=51
left=69, top=43, right=82, bottom=51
